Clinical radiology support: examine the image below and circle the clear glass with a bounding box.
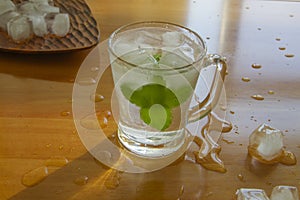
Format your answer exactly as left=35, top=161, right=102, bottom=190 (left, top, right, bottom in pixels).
left=108, top=21, right=221, bottom=158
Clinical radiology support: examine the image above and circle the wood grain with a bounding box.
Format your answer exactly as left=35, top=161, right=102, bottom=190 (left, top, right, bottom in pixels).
left=0, top=0, right=299, bottom=199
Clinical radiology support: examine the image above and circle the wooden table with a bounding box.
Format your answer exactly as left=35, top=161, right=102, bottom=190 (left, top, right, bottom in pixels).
left=1, top=0, right=299, bottom=199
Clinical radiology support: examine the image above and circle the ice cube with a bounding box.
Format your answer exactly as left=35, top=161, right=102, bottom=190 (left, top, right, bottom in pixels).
left=29, top=0, right=52, bottom=5
left=7, top=16, right=32, bottom=42
left=18, top=2, right=38, bottom=15
left=270, top=186, right=299, bottom=200
left=51, top=13, right=70, bottom=37
left=30, top=15, right=48, bottom=37
left=162, top=31, right=184, bottom=47
left=236, top=188, right=270, bottom=200
left=248, top=124, right=284, bottom=162
left=37, top=4, right=59, bottom=14
left=0, top=11, right=19, bottom=31
left=134, top=30, right=160, bottom=49
left=0, top=0, right=15, bottom=16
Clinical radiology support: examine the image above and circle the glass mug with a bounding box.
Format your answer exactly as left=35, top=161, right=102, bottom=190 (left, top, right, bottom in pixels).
left=108, top=21, right=226, bottom=158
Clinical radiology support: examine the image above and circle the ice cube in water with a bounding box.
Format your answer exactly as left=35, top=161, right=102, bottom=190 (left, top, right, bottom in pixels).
left=162, top=31, right=183, bottom=47
left=135, top=30, right=160, bottom=48
left=270, top=186, right=299, bottom=200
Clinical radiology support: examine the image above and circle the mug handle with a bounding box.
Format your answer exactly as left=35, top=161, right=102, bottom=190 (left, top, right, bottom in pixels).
left=188, top=54, right=227, bottom=123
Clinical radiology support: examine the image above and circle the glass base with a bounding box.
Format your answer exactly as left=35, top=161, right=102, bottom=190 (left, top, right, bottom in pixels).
left=117, top=123, right=186, bottom=158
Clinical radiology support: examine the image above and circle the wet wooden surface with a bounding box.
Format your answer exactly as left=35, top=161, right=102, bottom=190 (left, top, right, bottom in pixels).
left=0, top=0, right=299, bottom=199
left=0, top=0, right=99, bottom=53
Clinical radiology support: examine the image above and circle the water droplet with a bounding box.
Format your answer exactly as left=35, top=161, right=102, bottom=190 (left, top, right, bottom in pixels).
left=285, top=54, right=294, bottom=58
left=22, top=166, right=48, bottom=187
left=280, top=149, right=297, bottom=165
left=205, top=192, right=213, bottom=197
left=80, top=115, right=99, bottom=130
left=77, top=77, right=96, bottom=86
left=278, top=47, right=286, bottom=51
left=104, top=110, right=112, bottom=118
left=251, top=63, right=262, bottom=69
left=177, top=185, right=185, bottom=199
left=98, top=151, right=113, bottom=163
left=237, top=173, right=246, bottom=182
left=45, top=144, right=52, bottom=148
left=91, top=66, right=100, bottom=72
left=242, top=77, right=251, bottom=82
left=192, top=112, right=230, bottom=173
left=60, top=111, right=71, bottom=117
left=220, top=105, right=227, bottom=111
left=100, top=117, right=108, bottom=128
left=209, top=112, right=233, bottom=133
left=104, top=169, right=121, bottom=190
left=222, top=138, right=234, bottom=144
left=45, top=156, right=69, bottom=167
left=251, top=94, right=264, bottom=101
left=268, top=90, right=275, bottom=95
left=74, top=175, right=89, bottom=186
left=91, top=93, right=105, bottom=102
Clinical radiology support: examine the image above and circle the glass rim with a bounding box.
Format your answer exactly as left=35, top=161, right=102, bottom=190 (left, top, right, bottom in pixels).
left=108, top=21, right=207, bottom=71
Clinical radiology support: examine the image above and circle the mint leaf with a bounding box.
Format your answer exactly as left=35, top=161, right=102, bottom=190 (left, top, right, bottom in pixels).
left=121, top=83, right=181, bottom=131
left=153, top=53, right=162, bottom=62
left=140, top=105, right=172, bottom=131
left=129, top=84, right=180, bottom=108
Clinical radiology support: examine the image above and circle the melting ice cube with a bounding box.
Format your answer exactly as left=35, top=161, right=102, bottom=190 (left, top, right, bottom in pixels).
left=0, top=11, right=19, bottom=31
left=7, top=16, right=32, bottom=42
left=0, top=0, right=16, bottom=16
left=248, top=124, right=284, bottom=163
left=270, top=186, right=299, bottom=200
left=162, top=31, right=184, bottom=47
left=31, top=15, right=48, bottom=37
left=135, top=30, right=160, bottom=48
left=51, top=13, right=70, bottom=37
left=236, top=188, right=270, bottom=200
left=248, top=124, right=297, bottom=165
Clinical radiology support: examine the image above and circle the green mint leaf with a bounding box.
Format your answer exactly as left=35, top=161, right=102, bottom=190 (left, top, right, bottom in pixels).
left=129, top=84, right=180, bottom=108
left=121, top=83, right=183, bottom=131
left=140, top=105, right=172, bottom=131
left=153, top=53, right=162, bottom=62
